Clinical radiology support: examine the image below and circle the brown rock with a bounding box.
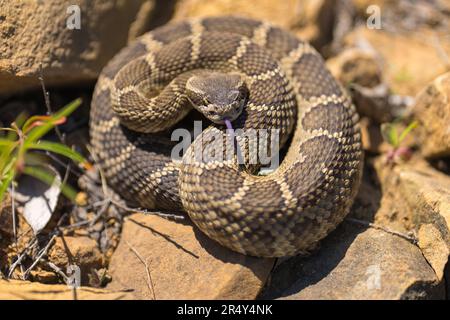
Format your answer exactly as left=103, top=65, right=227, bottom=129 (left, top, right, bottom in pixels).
left=327, top=47, right=383, bottom=89
left=0, top=195, right=13, bottom=271
left=0, top=0, right=156, bottom=96
left=326, top=48, right=398, bottom=123
left=107, top=213, right=274, bottom=299
left=375, top=159, right=450, bottom=230
left=0, top=194, right=13, bottom=237
left=413, top=72, right=450, bottom=158
left=374, top=158, right=450, bottom=284
left=417, top=224, right=449, bottom=281
left=262, top=224, right=443, bottom=300
left=351, top=0, right=390, bottom=13
left=261, top=159, right=449, bottom=300
left=29, top=270, right=61, bottom=284
left=172, top=0, right=335, bottom=46
left=359, top=117, right=390, bottom=153
left=0, top=279, right=133, bottom=300
left=367, top=0, right=448, bottom=30
left=48, top=236, right=104, bottom=285
left=343, top=27, right=450, bottom=96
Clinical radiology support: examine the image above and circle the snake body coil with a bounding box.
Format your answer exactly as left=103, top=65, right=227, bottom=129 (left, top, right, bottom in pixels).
left=90, top=16, right=363, bottom=257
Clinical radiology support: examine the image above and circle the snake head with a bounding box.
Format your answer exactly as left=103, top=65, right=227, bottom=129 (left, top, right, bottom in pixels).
left=186, top=72, right=247, bottom=124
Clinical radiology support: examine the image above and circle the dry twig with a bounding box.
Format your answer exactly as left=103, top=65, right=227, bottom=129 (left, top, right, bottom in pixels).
left=346, top=217, right=417, bottom=244
left=7, top=238, right=38, bottom=278
left=125, top=240, right=156, bottom=300
left=22, top=233, right=57, bottom=280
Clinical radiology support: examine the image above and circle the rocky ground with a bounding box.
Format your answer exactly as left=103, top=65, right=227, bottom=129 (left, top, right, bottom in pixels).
left=0, top=0, right=449, bottom=299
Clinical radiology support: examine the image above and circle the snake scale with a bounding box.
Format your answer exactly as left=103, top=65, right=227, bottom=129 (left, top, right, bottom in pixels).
left=90, top=16, right=363, bottom=257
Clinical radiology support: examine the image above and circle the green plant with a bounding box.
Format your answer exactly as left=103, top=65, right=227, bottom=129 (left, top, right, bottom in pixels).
left=0, top=98, right=90, bottom=203
left=381, top=120, right=418, bottom=149
left=381, top=120, right=418, bottom=163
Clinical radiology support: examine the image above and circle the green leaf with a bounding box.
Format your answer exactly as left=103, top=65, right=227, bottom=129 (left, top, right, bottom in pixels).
left=0, top=167, right=15, bottom=204
left=0, top=127, right=18, bottom=142
left=24, top=152, right=51, bottom=167
left=0, top=144, right=17, bottom=179
left=22, top=165, right=56, bottom=187
left=1, top=155, right=17, bottom=178
left=23, top=166, right=77, bottom=201
left=26, top=98, right=82, bottom=143
left=14, top=112, right=29, bottom=129
left=398, top=120, right=418, bottom=144
left=0, top=128, right=18, bottom=133
left=0, top=138, right=17, bottom=148
left=4, top=112, right=27, bottom=141
left=22, top=115, right=55, bottom=134
left=27, top=141, right=86, bottom=164
left=380, top=123, right=399, bottom=148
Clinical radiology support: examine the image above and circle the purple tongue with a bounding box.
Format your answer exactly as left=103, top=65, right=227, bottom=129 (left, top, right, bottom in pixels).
left=224, top=118, right=234, bottom=133
left=224, top=118, right=243, bottom=163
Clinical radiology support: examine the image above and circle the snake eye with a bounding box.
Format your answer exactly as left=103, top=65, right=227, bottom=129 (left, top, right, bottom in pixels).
left=236, top=89, right=246, bottom=102
left=228, top=90, right=240, bottom=101
left=206, top=110, right=217, bottom=117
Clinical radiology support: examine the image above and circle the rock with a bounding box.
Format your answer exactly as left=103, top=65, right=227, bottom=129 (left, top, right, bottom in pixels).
left=343, top=26, right=450, bottom=96
left=261, top=224, right=443, bottom=300
left=326, top=48, right=399, bottom=123
left=107, top=213, right=274, bottom=299
left=29, top=270, right=62, bottom=284
left=0, top=195, right=13, bottom=273
left=417, top=224, right=449, bottom=281
left=0, top=0, right=156, bottom=96
left=374, top=158, right=450, bottom=285
left=359, top=117, right=390, bottom=153
left=1, top=197, right=37, bottom=279
left=359, top=0, right=449, bottom=32
left=0, top=194, right=13, bottom=237
left=172, top=0, right=336, bottom=46
left=48, top=236, right=105, bottom=285
left=351, top=0, right=389, bottom=13
left=260, top=160, right=449, bottom=300
left=327, top=47, right=383, bottom=89
left=412, top=72, right=450, bottom=158
left=0, top=279, right=133, bottom=300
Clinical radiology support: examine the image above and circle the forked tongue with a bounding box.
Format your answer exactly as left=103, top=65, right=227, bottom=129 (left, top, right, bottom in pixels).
left=224, top=118, right=234, bottom=133
left=224, top=118, right=244, bottom=165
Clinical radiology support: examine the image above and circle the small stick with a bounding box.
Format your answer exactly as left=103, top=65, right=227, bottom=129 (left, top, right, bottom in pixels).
left=111, top=199, right=185, bottom=221
left=45, top=152, right=84, bottom=179
left=346, top=217, right=417, bottom=244
left=60, top=219, right=91, bottom=231
left=38, top=64, right=65, bottom=143
left=22, top=234, right=57, bottom=280
left=125, top=240, right=156, bottom=300
left=7, top=239, right=38, bottom=278
left=45, top=260, right=69, bottom=282
left=11, top=182, right=17, bottom=245
left=61, top=160, right=72, bottom=188
left=88, top=201, right=110, bottom=227
left=72, top=287, right=78, bottom=300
